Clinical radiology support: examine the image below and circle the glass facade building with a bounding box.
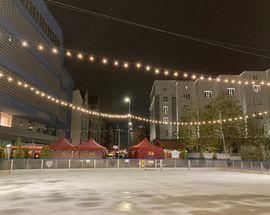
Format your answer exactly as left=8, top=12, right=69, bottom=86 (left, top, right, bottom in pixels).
left=0, top=0, right=73, bottom=144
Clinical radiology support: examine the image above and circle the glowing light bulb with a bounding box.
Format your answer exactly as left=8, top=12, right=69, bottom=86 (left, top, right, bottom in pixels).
left=114, top=61, right=119, bottom=66
left=89, top=56, right=95, bottom=61
left=164, top=70, right=169, bottom=75
left=66, top=51, right=72, bottom=57
left=146, top=66, right=151, bottom=71
left=155, top=69, right=160, bottom=74
left=8, top=77, right=13, bottom=82
left=123, top=62, right=129, bottom=68
left=174, top=72, right=179, bottom=77
left=200, top=76, right=204, bottom=80
left=183, top=73, right=188, bottom=78
left=21, top=41, right=28, bottom=47
left=136, top=63, right=141, bottom=68
left=52, top=48, right=58, bottom=54
left=102, top=58, right=108, bottom=64
left=192, top=75, right=196, bottom=80
left=38, top=45, right=44, bottom=51
left=77, top=53, right=83, bottom=59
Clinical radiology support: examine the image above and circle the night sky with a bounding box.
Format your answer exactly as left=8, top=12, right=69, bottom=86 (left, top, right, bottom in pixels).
left=46, top=0, right=270, bottom=117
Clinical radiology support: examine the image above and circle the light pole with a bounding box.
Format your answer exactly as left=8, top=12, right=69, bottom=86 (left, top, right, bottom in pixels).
left=124, top=97, right=132, bottom=149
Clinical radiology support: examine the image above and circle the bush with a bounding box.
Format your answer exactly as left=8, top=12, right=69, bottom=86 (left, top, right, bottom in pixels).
left=13, top=148, right=25, bottom=159
left=180, top=149, right=188, bottom=160
left=0, top=148, right=5, bottom=158
left=40, top=147, right=50, bottom=158
left=212, top=153, right=217, bottom=160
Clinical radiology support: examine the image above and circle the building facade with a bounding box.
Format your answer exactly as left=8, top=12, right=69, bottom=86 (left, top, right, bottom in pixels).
left=150, top=69, right=270, bottom=141
left=0, top=0, right=73, bottom=144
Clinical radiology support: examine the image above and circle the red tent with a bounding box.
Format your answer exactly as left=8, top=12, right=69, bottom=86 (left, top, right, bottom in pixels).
left=49, top=138, right=74, bottom=151
left=74, top=138, right=107, bottom=152
left=129, top=138, right=164, bottom=159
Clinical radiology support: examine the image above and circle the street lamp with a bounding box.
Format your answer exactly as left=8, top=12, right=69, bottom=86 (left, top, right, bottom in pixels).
left=124, top=97, right=132, bottom=148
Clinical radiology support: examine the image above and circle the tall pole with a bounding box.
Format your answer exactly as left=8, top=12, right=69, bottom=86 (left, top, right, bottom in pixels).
left=127, top=100, right=131, bottom=149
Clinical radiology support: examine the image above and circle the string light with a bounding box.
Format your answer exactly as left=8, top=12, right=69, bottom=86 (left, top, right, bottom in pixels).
left=123, top=62, right=129, bottom=68
left=52, top=48, right=58, bottom=54
left=174, top=72, right=179, bottom=77
left=136, top=63, right=141, bottom=68
left=164, top=70, right=169, bottom=75
left=114, top=61, right=119, bottom=66
left=77, top=53, right=83, bottom=59
left=14, top=36, right=270, bottom=83
left=155, top=69, right=160, bottom=74
left=4, top=70, right=265, bottom=126
left=38, top=45, right=44, bottom=51
left=21, top=41, right=28, bottom=47
left=89, top=56, right=95, bottom=62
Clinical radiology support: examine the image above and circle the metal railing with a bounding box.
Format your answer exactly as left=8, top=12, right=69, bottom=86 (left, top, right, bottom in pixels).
left=0, top=159, right=269, bottom=173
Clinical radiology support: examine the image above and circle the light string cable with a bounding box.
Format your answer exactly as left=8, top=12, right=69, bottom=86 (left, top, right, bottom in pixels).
left=45, top=0, right=270, bottom=60
left=6, top=31, right=270, bottom=84
left=0, top=70, right=269, bottom=126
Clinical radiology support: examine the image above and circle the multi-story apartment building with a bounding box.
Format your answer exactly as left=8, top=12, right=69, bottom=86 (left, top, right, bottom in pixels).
left=150, top=69, right=270, bottom=141
left=0, top=0, right=73, bottom=144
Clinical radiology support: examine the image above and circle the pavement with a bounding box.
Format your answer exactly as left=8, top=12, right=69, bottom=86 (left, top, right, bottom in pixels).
left=1, top=169, right=270, bottom=214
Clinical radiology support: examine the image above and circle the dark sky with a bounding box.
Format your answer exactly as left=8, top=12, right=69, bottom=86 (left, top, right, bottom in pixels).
left=46, top=0, right=270, bottom=117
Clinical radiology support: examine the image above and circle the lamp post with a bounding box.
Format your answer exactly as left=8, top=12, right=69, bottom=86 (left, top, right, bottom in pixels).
left=124, top=97, right=132, bottom=149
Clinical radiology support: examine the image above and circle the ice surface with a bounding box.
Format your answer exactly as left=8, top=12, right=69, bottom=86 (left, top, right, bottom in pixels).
left=0, top=169, right=270, bottom=214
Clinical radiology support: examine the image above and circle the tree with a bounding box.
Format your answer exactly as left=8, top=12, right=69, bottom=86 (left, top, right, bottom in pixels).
left=203, top=91, right=246, bottom=154
left=178, top=107, right=199, bottom=152
left=14, top=137, right=23, bottom=146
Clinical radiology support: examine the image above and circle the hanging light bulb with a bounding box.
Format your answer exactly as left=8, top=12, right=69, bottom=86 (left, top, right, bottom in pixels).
left=66, top=51, right=72, bottom=57
left=164, top=70, right=169, bottom=75
left=192, top=75, right=196, bottom=80
left=77, top=53, right=83, bottom=59
left=21, top=41, right=28, bottom=47
left=114, top=60, right=119, bottom=66
left=155, top=69, right=160, bottom=74
left=89, top=56, right=95, bottom=62
left=38, top=45, right=44, bottom=51
left=183, top=73, right=188, bottom=78
left=102, top=58, right=108, bottom=64
left=136, top=63, right=141, bottom=68
left=123, top=62, right=129, bottom=68
left=146, top=66, right=151, bottom=71
left=52, top=48, right=58, bottom=54
left=174, top=72, right=179, bottom=77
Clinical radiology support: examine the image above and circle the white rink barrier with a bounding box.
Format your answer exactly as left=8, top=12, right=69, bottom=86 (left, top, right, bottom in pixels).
left=0, top=159, right=269, bottom=173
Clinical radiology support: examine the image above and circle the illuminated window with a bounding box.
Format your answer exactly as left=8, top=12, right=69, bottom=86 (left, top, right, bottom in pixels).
left=147, top=151, right=155, bottom=156
left=163, top=117, right=168, bottom=122
left=0, top=112, right=12, bottom=127
left=252, top=85, right=261, bottom=93
left=183, top=94, right=191, bottom=100
left=227, top=88, right=235, bottom=95
left=204, top=91, right=212, bottom=98
left=163, top=106, right=169, bottom=114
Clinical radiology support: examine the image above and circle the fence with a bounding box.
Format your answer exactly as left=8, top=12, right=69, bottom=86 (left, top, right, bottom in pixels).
left=0, top=159, right=269, bottom=173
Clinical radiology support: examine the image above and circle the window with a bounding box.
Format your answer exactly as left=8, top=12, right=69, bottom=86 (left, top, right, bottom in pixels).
left=253, top=75, right=258, bottom=80
left=204, top=91, right=212, bottom=98
left=165, top=129, right=169, bottom=137
left=163, top=106, right=169, bottom=114
left=163, top=96, right=168, bottom=103
left=227, top=88, right=235, bottom=95
left=147, top=151, right=155, bottom=156
left=252, top=85, right=261, bottom=93
left=163, top=117, right=168, bottom=122
left=0, top=112, right=12, bottom=127
left=183, top=94, right=191, bottom=100
left=163, top=88, right=167, bottom=92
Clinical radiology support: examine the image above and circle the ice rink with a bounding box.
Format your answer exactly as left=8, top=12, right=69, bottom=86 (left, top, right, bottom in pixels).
left=1, top=169, right=270, bottom=215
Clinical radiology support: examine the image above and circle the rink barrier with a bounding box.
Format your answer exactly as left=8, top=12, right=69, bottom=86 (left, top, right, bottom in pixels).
left=0, top=159, right=269, bottom=173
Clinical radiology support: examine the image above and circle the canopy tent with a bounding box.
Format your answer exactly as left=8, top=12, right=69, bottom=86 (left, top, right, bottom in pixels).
left=49, top=138, right=74, bottom=151
left=74, top=138, right=107, bottom=159
left=74, top=138, right=107, bottom=152
left=128, top=138, right=164, bottom=159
